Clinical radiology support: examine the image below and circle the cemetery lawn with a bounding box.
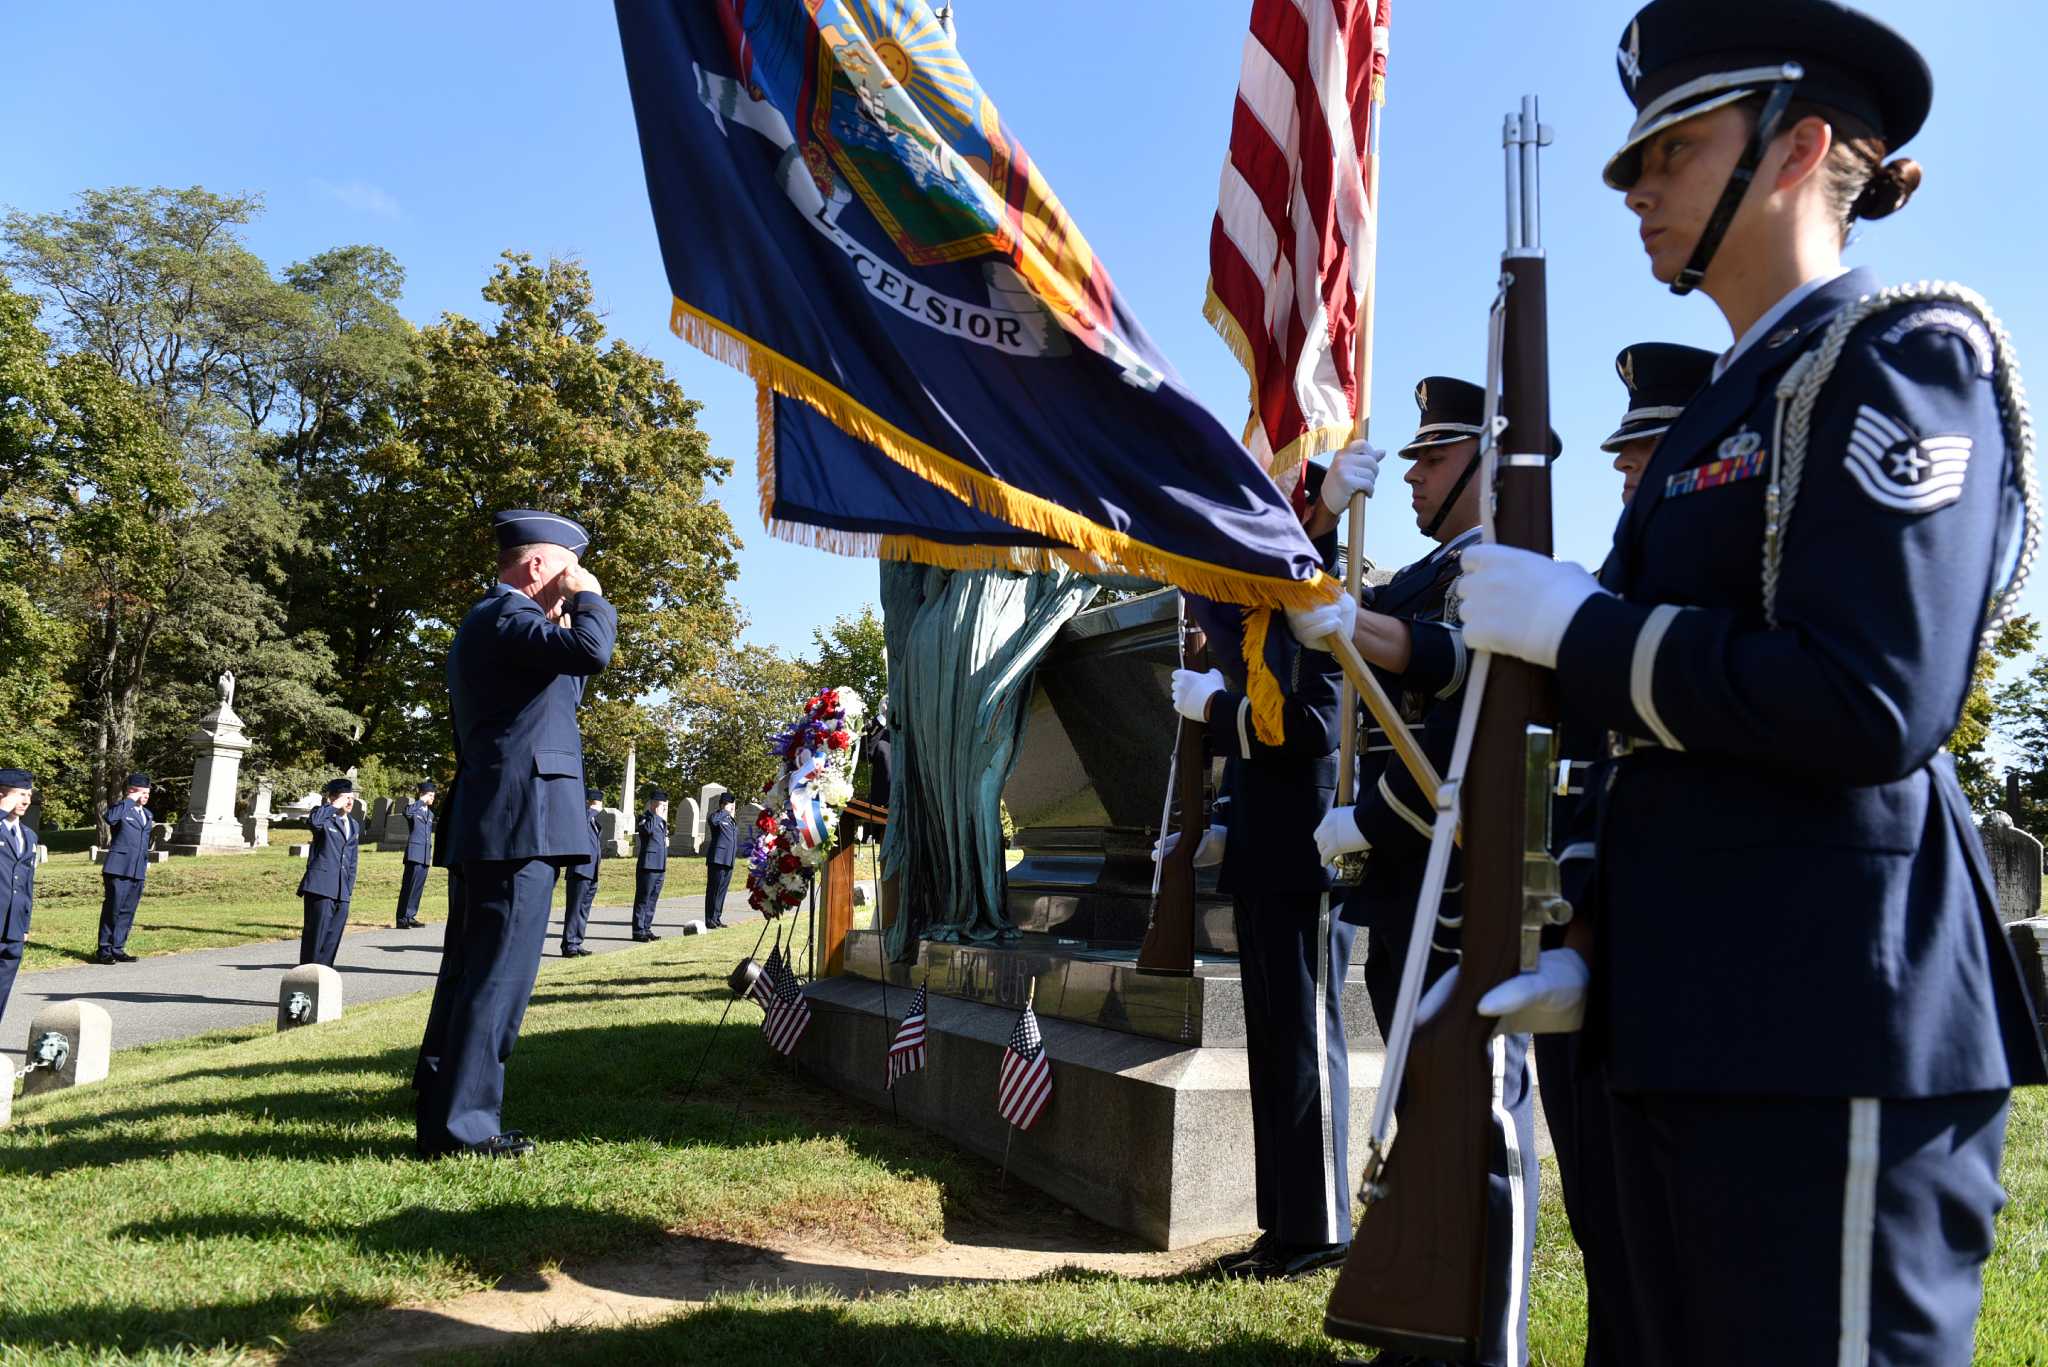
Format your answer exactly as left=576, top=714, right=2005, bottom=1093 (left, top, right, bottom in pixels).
left=17, top=843, right=705, bottom=973
left=0, top=932, right=2038, bottom=1367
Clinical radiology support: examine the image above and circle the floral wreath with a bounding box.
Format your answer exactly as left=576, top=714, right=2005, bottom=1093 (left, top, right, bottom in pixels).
left=745, top=685, right=866, bottom=917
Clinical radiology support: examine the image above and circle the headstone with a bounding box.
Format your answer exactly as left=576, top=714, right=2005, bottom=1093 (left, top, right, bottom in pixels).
left=1977, top=812, right=2043, bottom=924
left=2010, top=918, right=2048, bottom=1038
left=622, top=742, right=638, bottom=812
left=367, top=797, right=393, bottom=841
left=376, top=795, right=412, bottom=852
left=167, top=673, right=256, bottom=855
left=680, top=918, right=708, bottom=935
left=696, top=783, right=726, bottom=853
left=599, top=807, right=632, bottom=859
left=288, top=843, right=311, bottom=859
left=20, top=1001, right=112, bottom=1097
left=92, top=847, right=168, bottom=867
left=242, top=781, right=274, bottom=849
left=278, top=963, right=344, bottom=1030
left=279, top=790, right=322, bottom=819
left=737, top=802, right=766, bottom=845
left=671, top=797, right=702, bottom=856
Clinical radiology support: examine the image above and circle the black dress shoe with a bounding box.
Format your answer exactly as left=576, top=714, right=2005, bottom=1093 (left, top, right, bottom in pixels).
left=111, top=950, right=138, bottom=963
left=459, top=1134, right=535, bottom=1160
left=93, top=949, right=120, bottom=965
left=562, top=945, right=592, bottom=957
left=1266, top=1241, right=1349, bottom=1281
left=397, top=920, right=422, bottom=929
left=1214, top=1231, right=1279, bottom=1279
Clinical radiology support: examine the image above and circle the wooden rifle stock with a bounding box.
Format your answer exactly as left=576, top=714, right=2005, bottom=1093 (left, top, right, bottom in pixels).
left=1325, top=98, right=1558, bottom=1356
left=1139, top=631, right=1209, bottom=977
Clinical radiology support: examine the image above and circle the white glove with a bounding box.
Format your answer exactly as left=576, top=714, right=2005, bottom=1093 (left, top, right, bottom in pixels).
left=1153, top=825, right=1227, bottom=867
left=1285, top=591, right=1359, bottom=653
left=1478, top=947, right=1589, bottom=1035
left=1321, top=439, right=1384, bottom=513
left=1170, top=667, right=1227, bottom=723
left=1456, top=544, right=1603, bottom=669
left=1313, top=805, right=1370, bottom=864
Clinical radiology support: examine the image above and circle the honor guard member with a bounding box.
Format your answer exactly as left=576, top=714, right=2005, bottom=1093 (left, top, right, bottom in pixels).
left=1458, top=3, right=2048, bottom=1359
left=561, top=786, right=604, bottom=956
left=1171, top=456, right=1352, bottom=1283
left=394, top=780, right=437, bottom=928
left=703, top=791, right=738, bottom=928
left=1536, top=342, right=1715, bottom=1367
left=414, top=509, right=615, bottom=1160
left=298, top=778, right=361, bottom=967
left=0, top=769, right=39, bottom=1022
left=1290, top=378, right=1555, bottom=1367
left=633, top=791, right=668, bottom=941
left=94, top=773, right=154, bottom=964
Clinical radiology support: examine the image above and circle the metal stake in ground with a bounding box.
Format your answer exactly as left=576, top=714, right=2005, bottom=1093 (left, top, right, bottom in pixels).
left=877, top=923, right=899, bottom=1123
left=677, top=915, right=776, bottom=1107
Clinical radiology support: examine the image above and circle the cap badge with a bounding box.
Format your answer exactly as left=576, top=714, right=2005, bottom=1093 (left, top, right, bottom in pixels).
left=1620, top=350, right=1638, bottom=392
left=1618, top=20, right=1643, bottom=90
left=1416, top=380, right=1429, bottom=412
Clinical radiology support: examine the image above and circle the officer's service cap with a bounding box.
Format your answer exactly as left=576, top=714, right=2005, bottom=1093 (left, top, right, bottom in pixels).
left=416, top=779, right=438, bottom=794
left=1602, top=343, right=1719, bottom=452
left=716, top=791, right=735, bottom=807
left=323, top=777, right=354, bottom=797
left=585, top=786, right=604, bottom=803
left=1605, top=0, right=1931, bottom=190
left=125, top=772, right=152, bottom=790
left=646, top=787, right=668, bottom=802
left=1399, top=377, right=1562, bottom=460
left=493, top=509, right=591, bottom=557
left=0, top=768, right=33, bottom=790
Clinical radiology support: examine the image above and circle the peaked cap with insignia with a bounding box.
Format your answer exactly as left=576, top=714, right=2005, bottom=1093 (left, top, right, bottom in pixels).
left=585, top=785, right=605, bottom=803
left=323, top=777, right=354, bottom=797
left=1603, top=343, right=1718, bottom=452
left=493, top=509, right=591, bottom=557
left=1399, top=377, right=1562, bottom=460
left=1605, top=0, right=1932, bottom=190
left=0, top=767, right=33, bottom=790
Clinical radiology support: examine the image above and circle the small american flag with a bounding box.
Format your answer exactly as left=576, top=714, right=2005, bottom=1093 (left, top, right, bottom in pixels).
left=996, top=999, right=1052, bottom=1131
left=886, top=983, right=929, bottom=1089
left=762, top=942, right=811, bottom=1056
left=748, top=944, right=782, bottom=1010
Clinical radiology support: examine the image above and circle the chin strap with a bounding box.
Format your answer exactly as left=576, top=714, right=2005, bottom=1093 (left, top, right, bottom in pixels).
left=1670, top=65, right=1804, bottom=297
left=1423, top=447, right=1485, bottom=539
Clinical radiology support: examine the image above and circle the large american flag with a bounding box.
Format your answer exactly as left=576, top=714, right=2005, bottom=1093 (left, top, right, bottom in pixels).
left=886, top=983, right=928, bottom=1089
left=996, top=999, right=1052, bottom=1131
left=1205, top=0, right=1392, bottom=490
left=762, top=943, right=812, bottom=1056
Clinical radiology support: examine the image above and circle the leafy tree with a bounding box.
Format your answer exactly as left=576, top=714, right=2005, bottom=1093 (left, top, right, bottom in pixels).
left=804, top=604, right=887, bottom=709
left=649, top=643, right=811, bottom=807
left=1952, top=614, right=2038, bottom=814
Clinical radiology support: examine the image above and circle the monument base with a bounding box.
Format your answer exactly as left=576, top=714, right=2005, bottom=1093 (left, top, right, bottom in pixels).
left=167, top=817, right=255, bottom=857
left=797, top=974, right=1383, bottom=1250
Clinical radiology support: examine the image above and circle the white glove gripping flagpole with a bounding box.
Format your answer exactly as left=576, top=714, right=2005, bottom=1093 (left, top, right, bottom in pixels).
left=1357, top=275, right=1511, bottom=1205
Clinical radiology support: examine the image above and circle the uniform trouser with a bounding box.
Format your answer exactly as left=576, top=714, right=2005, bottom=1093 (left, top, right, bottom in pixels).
left=412, top=858, right=559, bottom=1154
left=395, top=860, right=429, bottom=925
left=1360, top=916, right=1538, bottom=1367
left=632, top=867, right=664, bottom=935
left=1233, top=888, right=1355, bottom=1248
left=562, top=871, right=596, bottom=951
left=97, top=873, right=144, bottom=953
left=0, top=901, right=26, bottom=1023
left=300, top=895, right=350, bottom=967
left=704, top=862, right=732, bottom=925
left=1532, top=1032, right=1639, bottom=1367
left=1608, top=1088, right=2010, bottom=1367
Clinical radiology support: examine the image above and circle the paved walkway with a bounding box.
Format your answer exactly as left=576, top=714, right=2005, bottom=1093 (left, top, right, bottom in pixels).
left=1, top=893, right=760, bottom=1067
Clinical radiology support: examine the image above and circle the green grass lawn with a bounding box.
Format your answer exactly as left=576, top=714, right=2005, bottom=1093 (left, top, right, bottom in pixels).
left=0, top=927, right=2041, bottom=1366
left=17, top=843, right=712, bottom=973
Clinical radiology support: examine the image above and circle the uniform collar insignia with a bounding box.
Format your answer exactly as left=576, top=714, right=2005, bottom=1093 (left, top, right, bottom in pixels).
left=1765, top=326, right=1800, bottom=349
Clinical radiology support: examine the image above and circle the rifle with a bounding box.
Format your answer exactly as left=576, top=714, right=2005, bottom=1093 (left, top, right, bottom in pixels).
left=1139, top=603, right=1208, bottom=977
left=1323, top=96, right=1568, bottom=1357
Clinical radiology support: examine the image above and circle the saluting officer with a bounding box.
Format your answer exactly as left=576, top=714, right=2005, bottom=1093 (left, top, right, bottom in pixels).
left=562, top=786, right=604, bottom=957
left=0, top=768, right=39, bottom=1023
left=1289, top=377, right=1555, bottom=1367
left=1539, top=341, right=1714, bottom=1367
left=632, top=790, right=668, bottom=942
left=394, top=780, right=437, bottom=928
left=703, top=791, right=738, bottom=929
left=95, top=772, right=154, bottom=965
left=1459, top=3, right=2047, bottom=1359
left=298, top=778, right=361, bottom=967
left=1171, top=457, right=1353, bottom=1283
left=414, top=509, right=615, bottom=1160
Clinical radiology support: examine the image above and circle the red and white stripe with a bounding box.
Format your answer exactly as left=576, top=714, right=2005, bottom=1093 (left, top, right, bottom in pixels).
left=765, top=993, right=811, bottom=1055
left=1206, top=0, right=1390, bottom=484
left=886, top=986, right=929, bottom=1089
left=998, top=1044, right=1052, bottom=1132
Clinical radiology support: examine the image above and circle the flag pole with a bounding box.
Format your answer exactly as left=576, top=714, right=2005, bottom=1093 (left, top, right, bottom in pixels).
left=1000, top=977, right=1036, bottom=1190
left=879, top=921, right=899, bottom=1122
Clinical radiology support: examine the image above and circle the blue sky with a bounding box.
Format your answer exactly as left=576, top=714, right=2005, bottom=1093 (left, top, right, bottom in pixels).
left=4, top=0, right=2044, bottom=662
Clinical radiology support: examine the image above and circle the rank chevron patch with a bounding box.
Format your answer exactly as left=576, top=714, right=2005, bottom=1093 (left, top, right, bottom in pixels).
left=1842, top=405, right=1972, bottom=513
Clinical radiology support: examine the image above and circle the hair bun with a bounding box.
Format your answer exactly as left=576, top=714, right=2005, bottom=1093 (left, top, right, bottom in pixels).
left=1853, top=158, right=1923, bottom=220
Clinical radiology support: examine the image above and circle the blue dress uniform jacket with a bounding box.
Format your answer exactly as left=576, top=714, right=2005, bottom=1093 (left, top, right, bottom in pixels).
left=637, top=812, right=668, bottom=870
left=403, top=800, right=434, bottom=864
left=0, top=816, right=37, bottom=1018
left=297, top=805, right=361, bottom=901
left=436, top=585, right=616, bottom=870
left=704, top=809, right=739, bottom=867
left=100, top=798, right=154, bottom=879
left=1555, top=267, right=2048, bottom=1099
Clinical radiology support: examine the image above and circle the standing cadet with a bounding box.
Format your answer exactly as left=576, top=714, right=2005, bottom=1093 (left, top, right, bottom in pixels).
left=413, top=509, right=615, bottom=1160
left=94, top=773, right=154, bottom=965
left=632, top=790, right=668, bottom=942
left=1290, top=378, right=1554, bottom=1367
left=394, top=780, right=437, bottom=928
left=298, top=778, right=361, bottom=967
left=1171, top=456, right=1354, bottom=1282
left=0, top=769, right=38, bottom=1023
left=1533, top=341, right=1717, bottom=1367
left=561, top=786, right=603, bottom=957
left=1459, top=3, right=2047, bottom=1359
left=702, top=791, right=737, bottom=928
